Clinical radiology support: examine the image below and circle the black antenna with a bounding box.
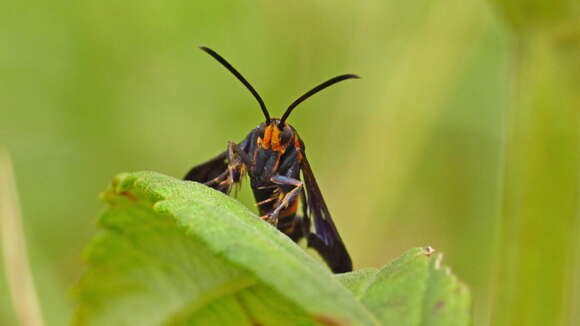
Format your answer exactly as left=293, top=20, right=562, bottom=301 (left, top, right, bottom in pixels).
left=280, top=74, right=359, bottom=123
left=200, top=46, right=270, bottom=123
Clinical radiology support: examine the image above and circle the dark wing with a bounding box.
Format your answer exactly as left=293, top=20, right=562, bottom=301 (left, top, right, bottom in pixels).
left=301, top=153, right=352, bottom=273
left=184, top=151, right=230, bottom=193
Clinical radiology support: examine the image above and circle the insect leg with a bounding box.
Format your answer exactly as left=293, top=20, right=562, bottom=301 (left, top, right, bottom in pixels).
left=227, top=141, right=252, bottom=166
left=262, top=175, right=302, bottom=225
left=225, top=141, right=254, bottom=180
left=203, top=142, right=251, bottom=194
left=279, top=188, right=309, bottom=243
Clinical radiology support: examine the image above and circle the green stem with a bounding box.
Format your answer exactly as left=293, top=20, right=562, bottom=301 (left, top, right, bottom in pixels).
left=0, top=150, right=45, bottom=326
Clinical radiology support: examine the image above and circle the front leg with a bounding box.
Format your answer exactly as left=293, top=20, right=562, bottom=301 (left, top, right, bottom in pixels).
left=206, top=141, right=251, bottom=193
left=261, top=175, right=303, bottom=225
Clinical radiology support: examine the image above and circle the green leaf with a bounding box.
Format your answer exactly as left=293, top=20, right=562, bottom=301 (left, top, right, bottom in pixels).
left=336, top=248, right=471, bottom=326
left=72, top=171, right=470, bottom=325
left=73, top=171, right=376, bottom=326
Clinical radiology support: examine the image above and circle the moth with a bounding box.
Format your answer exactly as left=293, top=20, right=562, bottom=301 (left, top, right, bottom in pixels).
left=185, top=47, right=358, bottom=273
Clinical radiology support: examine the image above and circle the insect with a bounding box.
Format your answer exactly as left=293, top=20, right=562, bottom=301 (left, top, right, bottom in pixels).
left=185, top=47, right=358, bottom=273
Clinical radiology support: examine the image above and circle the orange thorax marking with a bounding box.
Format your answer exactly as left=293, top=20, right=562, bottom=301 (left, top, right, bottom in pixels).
left=260, top=125, right=284, bottom=151
left=293, top=135, right=303, bottom=159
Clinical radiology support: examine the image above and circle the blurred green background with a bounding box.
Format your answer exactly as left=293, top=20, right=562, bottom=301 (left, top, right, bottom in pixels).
left=1, top=1, right=578, bottom=325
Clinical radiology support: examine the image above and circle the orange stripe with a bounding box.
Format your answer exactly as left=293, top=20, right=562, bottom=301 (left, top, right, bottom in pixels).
left=270, top=126, right=281, bottom=151
left=260, top=125, right=287, bottom=152
left=294, top=135, right=303, bottom=159
left=279, top=198, right=299, bottom=219
left=261, top=125, right=273, bottom=149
